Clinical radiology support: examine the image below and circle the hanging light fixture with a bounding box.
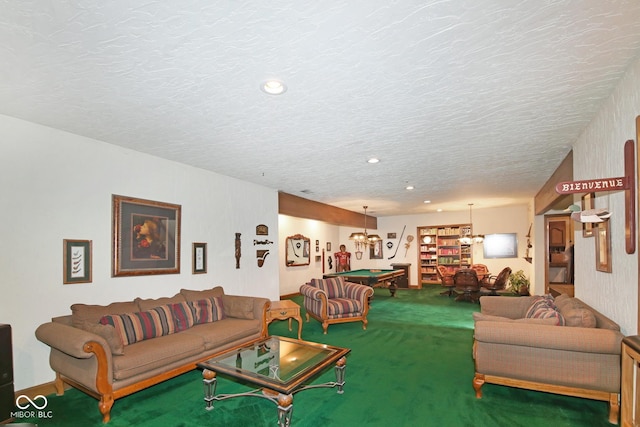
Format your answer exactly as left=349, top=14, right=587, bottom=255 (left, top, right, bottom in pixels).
left=459, top=203, right=484, bottom=245
left=349, top=206, right=381, bottom=254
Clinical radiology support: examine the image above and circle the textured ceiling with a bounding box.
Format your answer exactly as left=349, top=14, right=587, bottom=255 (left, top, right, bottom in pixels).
left=2, top=1, right=640, bottom=216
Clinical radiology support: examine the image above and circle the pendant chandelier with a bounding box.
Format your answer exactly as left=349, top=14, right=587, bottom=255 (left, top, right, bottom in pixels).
left=459, top=203, right=484, bottom=245
left=349, top=206, right=381, bottom=250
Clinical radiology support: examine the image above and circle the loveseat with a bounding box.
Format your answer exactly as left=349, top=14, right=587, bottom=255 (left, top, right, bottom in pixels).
left=35, top=286, right=269, bottom=423
left=472, top=294, right=624, bottom=424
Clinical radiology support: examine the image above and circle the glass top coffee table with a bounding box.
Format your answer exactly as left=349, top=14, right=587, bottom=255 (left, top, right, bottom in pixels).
left=197, top=336, right=350, bottom=427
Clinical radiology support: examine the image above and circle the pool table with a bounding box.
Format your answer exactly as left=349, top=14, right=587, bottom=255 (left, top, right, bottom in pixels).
left=323, top=269, right=405, bottom=297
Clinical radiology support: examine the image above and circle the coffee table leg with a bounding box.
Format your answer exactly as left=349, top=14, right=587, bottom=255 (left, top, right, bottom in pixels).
left=335, top=356, right=347, bottom=394
left=276, top=393, right=293, bottom=427
left=202, top=369, right=217, bottom=410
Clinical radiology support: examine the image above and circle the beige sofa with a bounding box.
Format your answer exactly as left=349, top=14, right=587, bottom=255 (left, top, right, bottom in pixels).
left=36, top=286, right=269, bottom=423
left=472, top=294, right=624, bottom=424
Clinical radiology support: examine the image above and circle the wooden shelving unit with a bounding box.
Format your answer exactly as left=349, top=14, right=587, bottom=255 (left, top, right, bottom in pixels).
left=418, top=224, right=472, bottom=285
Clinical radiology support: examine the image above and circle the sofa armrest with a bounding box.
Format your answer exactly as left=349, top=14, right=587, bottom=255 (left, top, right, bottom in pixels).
left=474, top=320, right=623, bottom=354
left=36, top=322, right=110, bottom=360
left=250, top=297, right=270, bottom=321
left=343, top=282, right=374, bottom=302
left=479, top=296, right=536, bottom=319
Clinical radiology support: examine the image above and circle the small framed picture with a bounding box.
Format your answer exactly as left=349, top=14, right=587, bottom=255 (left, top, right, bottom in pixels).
left=595, top=220, right=611, bottom=273
left=326, top=242, right=331, bottom=251
left=63, top=239, right=92, bottom=284
left=193, top=242, right=207, bottom=274
left=582, top=193, right=595, bottom=238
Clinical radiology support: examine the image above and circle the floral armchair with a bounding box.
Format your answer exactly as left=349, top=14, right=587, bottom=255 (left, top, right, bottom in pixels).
left=299, top=277, right=373, bottom=334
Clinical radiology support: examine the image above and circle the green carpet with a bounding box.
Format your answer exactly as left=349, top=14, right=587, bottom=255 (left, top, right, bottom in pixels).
left=24, top=287, right=612, bottom=426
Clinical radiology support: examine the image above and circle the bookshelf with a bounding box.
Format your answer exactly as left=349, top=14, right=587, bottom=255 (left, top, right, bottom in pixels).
left=418, top=224, right=472, bottom=285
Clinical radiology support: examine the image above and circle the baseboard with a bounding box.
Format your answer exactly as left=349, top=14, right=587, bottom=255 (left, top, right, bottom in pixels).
left=14, top=381, right=70, bottom=399
left=280, top=292, right=300, bottom=300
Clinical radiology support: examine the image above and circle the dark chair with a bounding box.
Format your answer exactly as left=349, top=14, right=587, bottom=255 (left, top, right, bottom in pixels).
left=436, top=265, right=456, bottom=297
left=482, top=267, right=512, bottom=296
left=453, top=268, right=481, bottom=302
left=471, top=264, right=490, bottom=284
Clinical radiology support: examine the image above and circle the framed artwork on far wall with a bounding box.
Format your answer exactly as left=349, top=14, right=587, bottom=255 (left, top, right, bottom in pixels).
left=193, top=242, right=207, bottom=274
left=595, top=220, right=612, bottom=273
left=63, top=239, right=92, bottom=284
left=112, top=195, right=181, bottom=277
left=582, top=192, right=595, bottom=238
left=370, top=240, right=383, bottom=259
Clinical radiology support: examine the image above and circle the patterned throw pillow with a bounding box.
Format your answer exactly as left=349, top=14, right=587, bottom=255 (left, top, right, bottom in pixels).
left=524, top=297, right=566, bottom=326
left=170, top=302, right=196, bottom=332
left=188, top=297, right=225, bottom=324
left=99, top=305, right=175, bottom=346
left=310, top=277, right=346, bottom=299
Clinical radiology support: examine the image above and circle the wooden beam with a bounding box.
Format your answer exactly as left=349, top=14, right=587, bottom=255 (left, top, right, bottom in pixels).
left=278, top=192, right=377, bottom=229
left=534, top=150, right=574, bottom=215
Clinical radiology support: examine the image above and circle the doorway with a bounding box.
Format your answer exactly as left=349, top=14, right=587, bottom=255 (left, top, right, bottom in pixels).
left=545, top=214, right=574, bottom=296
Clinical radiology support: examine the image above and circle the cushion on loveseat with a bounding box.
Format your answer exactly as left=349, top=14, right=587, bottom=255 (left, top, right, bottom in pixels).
left=221, top=295, right=255, bottom=319
left=111, top=332, right=205, bottom=380
left=472, top=312, right=559, bottom=325
left=554, top=295, right=597, bottom=328
left=183, top=318, right=262, bottom=351
left=71, top=301, right=139, bottom=328
left=180, top=286, right=225, bottom=302
left=77, top=321, right=125, bottom=355
left=135, top=293, right=186, bottom=311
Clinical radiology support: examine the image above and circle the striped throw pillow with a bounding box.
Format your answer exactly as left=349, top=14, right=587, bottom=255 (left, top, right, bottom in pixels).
left=525, top=297, right=566, bottom=326
left=170, top=301, right=196, bottom=332
left=99, top=305, right=175, bottom=346
left=188, top=297, right=225, bottom=324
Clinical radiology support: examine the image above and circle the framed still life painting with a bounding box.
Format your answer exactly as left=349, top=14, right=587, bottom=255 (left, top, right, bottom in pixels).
left=112, top=195, right=181, bottom=277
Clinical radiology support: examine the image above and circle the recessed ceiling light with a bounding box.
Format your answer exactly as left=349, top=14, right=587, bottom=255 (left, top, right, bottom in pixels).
left=406, top=186, right=414, bottom=190
left=423, top=200, right=431, bottom=203
left=437, top=208, right=443, bottom=212
left=261, top=80, right=287, bottom=95
left=367, top=158, right=379, bottom=164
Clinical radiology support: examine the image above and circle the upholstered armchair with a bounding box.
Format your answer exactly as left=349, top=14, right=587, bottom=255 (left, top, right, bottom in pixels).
left=299, top=277, right=374, bottom=334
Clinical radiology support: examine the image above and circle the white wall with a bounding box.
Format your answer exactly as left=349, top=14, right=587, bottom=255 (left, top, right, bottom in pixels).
left=278, top=215, right=340, bottom=295
left=0, top=115, right=280, bottom=390
left=571, top=56, right=640, bottom=335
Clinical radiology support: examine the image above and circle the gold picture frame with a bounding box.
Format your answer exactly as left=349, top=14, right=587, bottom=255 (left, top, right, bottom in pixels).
left=112, top=195, right=181, bottom=277
left=595, top=220, right=611, bottom=273
left=582, top=193, right=595, bottom=237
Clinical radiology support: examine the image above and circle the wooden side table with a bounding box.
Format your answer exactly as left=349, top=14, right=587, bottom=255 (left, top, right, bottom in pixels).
left=266, top=300, right=302, bottom=339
